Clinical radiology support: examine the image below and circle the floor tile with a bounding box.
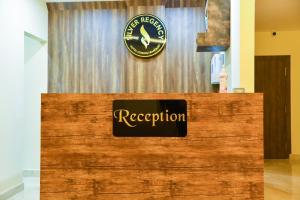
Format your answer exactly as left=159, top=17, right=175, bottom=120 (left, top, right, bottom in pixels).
left=6, top=160, right=300, bottom=199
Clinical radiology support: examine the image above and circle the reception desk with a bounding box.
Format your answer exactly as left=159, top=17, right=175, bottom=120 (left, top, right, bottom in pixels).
left=41, top=94, right=263, bottom=199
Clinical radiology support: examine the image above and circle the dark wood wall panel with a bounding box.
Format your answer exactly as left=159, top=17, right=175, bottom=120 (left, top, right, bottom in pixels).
left=48, top=1, right=215, bottom=93
left=165, top=7, right=211, bottom=92
left=125, top=4, right=166, bottom=93
left=41, top=94, right=264, bottom=199
left=47, top=0, right=206, bottom=11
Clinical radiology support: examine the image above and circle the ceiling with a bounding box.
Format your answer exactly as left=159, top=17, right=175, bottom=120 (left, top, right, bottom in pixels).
left=256, top=0, right=300, bottom=31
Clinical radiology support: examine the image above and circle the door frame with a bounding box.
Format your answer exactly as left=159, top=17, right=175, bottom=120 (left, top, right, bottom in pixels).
left=255, top=55, right=291, bottom=159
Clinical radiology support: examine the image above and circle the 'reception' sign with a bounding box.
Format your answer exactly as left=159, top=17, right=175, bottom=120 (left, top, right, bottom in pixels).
left=113, top=100, right=187, bottom=137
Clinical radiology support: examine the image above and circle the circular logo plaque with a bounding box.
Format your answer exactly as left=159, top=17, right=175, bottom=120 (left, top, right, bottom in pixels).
left=123, top=14, right=167, bottom=58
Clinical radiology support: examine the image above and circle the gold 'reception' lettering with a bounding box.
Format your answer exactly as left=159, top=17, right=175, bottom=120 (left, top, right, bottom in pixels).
left=113, top=109, right=186, bottom=128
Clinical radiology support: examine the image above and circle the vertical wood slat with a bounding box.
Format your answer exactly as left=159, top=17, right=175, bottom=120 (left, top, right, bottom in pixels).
left=46, top=1, right=206, bottom=11
left=47, top=1, right=216, bottom=93
left=41, top=93, right=264, bottom=199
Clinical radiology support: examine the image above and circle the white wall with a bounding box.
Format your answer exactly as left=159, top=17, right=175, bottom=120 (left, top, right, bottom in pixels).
left=0, top=0, right=24, bottom=194
left=229, top=0, right=255, bottom=93
left=240, top=0, right=255, bottom=92
left=0, top=0, right=47, bottom=196
left=229, top=0, right=240, bottom=91
left=24, top=0, right=48, bottom=40
left=23, top=0, right=48, bottom=172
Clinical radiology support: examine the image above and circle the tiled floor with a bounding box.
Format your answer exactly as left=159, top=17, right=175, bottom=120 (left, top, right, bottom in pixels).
left=7, top=160, right=300, bottom=200
left=265, top=159, right=300, bottom=200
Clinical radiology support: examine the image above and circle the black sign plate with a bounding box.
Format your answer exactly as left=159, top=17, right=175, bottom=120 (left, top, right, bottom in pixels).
left=113, top=100, right=187, bottom=137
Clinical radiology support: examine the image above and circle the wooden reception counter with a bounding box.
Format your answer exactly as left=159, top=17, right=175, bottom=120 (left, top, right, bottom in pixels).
left=41, top=94, right=263, bottom=199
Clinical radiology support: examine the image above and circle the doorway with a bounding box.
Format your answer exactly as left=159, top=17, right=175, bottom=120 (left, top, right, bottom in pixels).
left=24, top=32, right=47, bottom=172
left=255, top=56, right=291, bottom=159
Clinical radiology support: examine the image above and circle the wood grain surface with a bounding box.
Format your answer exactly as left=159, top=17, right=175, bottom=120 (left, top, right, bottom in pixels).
left=255, top=56, right=291, bottom=159
left=196, top=0, right=230, bottom=52
left=47, top=1, right=217, bottom=93
left=41, top=93, right=264, bottom=200
left=47, top=0, right=206, bottom=11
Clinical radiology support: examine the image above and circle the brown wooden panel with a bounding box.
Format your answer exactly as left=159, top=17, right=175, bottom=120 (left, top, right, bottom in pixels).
left=41, top=94, right=264, bottom=199
left=47, top=1, right=127, bottom=11
left=255, top=56, right=291, bottom=159
left=47, top=2, right=215, bottom=93
left=46, top=0, right=206, bottom=11
left=196, top=0, right=230, bottom=52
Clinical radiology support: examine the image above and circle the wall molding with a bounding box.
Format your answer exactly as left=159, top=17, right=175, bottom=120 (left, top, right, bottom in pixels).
left=24, top=31, right=47, bottom=44
left=0, top=183, right=24, bottom=200
left=289, top=154, right=300, bottom=161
